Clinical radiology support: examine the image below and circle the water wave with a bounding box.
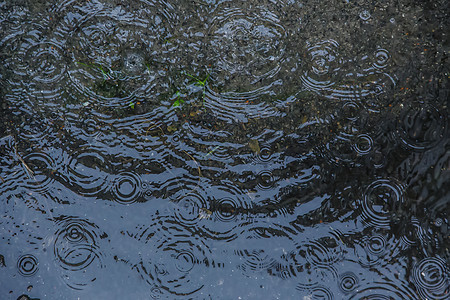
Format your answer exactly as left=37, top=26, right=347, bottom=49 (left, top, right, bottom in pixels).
left=411, top=256, right=449, bottom=300
left=17, top=254, right=39, bottom=277
left=53, top=0, right=176, bottom=107
left=53, top=216, right=104, bottom=290
left=359, top=178, right=405, bottom=229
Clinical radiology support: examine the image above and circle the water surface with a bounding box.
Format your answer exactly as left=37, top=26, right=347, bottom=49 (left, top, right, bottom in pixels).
left=0, top=0, right=448, bottom=299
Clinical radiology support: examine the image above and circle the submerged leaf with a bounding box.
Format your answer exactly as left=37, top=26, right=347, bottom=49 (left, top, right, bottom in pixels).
left=249, top=139, right=260, bottom=154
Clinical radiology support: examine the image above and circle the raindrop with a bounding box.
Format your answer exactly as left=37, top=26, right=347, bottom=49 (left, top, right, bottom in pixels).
left=434, top=218, right=443, bottom=227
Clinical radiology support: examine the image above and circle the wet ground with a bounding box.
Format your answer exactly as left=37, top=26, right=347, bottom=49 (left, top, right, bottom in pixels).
left=0, top=0, right=448, bottom=299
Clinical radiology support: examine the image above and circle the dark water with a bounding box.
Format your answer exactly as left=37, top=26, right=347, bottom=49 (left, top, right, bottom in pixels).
left=0, top=0, right=448, bottom=299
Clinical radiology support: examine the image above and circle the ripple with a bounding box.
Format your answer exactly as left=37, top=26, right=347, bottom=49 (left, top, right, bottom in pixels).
left=306, top=285, right=334, bottom=300
left=22, top=40, right=66, bottom=84
left=203, top=87, right=280, bottom=123
left=22, top=152, right=56, bottom=194
left=175, top=251, right=195, bottom=273
left=359, top=10, right=371, bottom=21
left=66, top=151, right=111, bottom=198
left=399, top=217, right=428, bottom=248
left=58, top=0, right=175, bottom=106
left=373, top=48, right=390, bottom=69
left=301, top=39, right=341, bottom=93
left=213, top=197, right=239, bottom=222
left=134, top=228, right=209, bottom=297
left=272, top=264, right=294, bottom=280
left=296, top=265, right=338, bottom=296
left=360, top=179, right=405, bottom=229
left=54, top=218, right=102, bottom=271
left=169, top=183, right=209, bottom=227
left=208, top=4, right=286, bottom=91
left=210, top=144, right=233, bottom=161
left=348, top=281, right=418, bottom=299
left=412, top=257, right=449, bottom=300
left=365, top=233, right=387, bottom=256
left=397, top=102, right=447, bottom=150
left=352, top=134, right=373, bottom=155
left=256, top=170, right=277, bottom=191
left=203, top=181, right=253, bottom=242
left=236, top=249, right=276, bottom=276
left=339, top=272, right=359, bottom=294
left=328, top=72, right=396, bottom=101
left=319, top=133, right=356, bottom=166
left=53, top=217, right=104, bottom=290
left=341, top=101, right=361, bottom=121
left=4, top=27, right=67, bottom=102
left=304, top=236, right=344, bottom=267
left=163, top=234, right=212, bottom=275
left=17, top=254, right=39, bottom=277
left=300, top=41, right=396, bottom=101
left=9, top=111, right=56, bottom=144
left=80, top=118, right=102, bottom=138
left=251, top=143, right=274, bottom=164
left=168, top=130, right=181, bottom=147
left=111, top=172, right=142, bottom=205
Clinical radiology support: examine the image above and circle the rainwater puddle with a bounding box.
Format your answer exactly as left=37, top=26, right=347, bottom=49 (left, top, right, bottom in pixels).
left=0, top=0, right=448, bottom=299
